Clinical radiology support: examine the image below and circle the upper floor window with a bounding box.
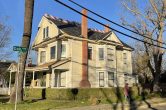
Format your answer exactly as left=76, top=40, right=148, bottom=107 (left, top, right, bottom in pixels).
left=61, top=44, right=66, bottom=58
left=43, top=26, right=49, bottom=39
left=50, top=46, right=56, bottom=59
left=99, top=48, right=104, bottom=60
left=123, top=53, right=127, bottom=64
left=107, top=48, right=114, bottom=61
left=40, top=51, right=46, bottom=63
left=88, top=47, right=92, bottom=60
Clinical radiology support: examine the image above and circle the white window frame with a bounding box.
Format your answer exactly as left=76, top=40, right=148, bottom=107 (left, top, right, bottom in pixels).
left=99, top=72, right=105, bottom=87
left=88, top=47, right=93, bottom=60
left=43, top=26, right=49, bottom=39
left=61, top=43, right=67, bottom=58
left=107, top=48, right=114, bottom=61
left=40, top=51, right=46, bottom=63
left=108, top=72, right=114, bottom=87
left=50, top=46, right=56, bottom=60
left=99, top=48, right=104, bottom=60
left=123, top=53, right=127, bottom=64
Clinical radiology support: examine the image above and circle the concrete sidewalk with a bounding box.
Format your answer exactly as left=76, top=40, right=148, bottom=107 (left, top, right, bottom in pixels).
left=54, top=98, right=166, bottom=110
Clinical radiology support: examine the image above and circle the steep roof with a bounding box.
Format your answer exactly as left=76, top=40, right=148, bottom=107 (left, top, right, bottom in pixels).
left=44, top=14, right=133, bottom=49
left=0, top=62, right=12, bottom=75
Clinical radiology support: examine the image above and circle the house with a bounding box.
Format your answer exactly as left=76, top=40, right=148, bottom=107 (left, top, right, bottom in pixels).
left=23, top=9, right=137, bottom=88
left=0, top=61, right=12, bottom=88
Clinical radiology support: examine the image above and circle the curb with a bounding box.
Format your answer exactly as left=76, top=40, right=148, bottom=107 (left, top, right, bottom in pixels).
left=138, top=102, right=166, bottom=109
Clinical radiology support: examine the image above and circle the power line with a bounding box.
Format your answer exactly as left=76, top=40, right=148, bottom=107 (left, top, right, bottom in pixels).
left=68, top=0, right=166, bottom=46
left=53, top=0, right=166, bottom=50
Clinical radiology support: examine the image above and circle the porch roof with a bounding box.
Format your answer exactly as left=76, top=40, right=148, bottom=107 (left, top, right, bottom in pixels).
left=25, top=58, right=71, bottom=72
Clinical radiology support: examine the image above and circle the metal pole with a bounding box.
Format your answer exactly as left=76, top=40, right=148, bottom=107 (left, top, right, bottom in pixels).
left=8, top=71, right=12, bottom=95
left=23, top=71, right=26, bottom=88
left=15, top=53, right=20, bottom=110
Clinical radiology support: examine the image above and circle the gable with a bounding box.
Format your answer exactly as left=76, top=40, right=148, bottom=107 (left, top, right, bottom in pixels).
left=32, top=16, right=60, bottom=47
left=8, top=63, right=17, bottom=72
left=106, top=32, right=122, bottom=44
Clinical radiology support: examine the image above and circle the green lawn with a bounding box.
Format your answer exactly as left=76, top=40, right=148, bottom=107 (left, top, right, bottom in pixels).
left=0, top=97, right=91, bottom=110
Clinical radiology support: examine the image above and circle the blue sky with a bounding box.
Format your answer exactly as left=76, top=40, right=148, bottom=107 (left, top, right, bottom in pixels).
left=1, top=0, right=164, bottom=62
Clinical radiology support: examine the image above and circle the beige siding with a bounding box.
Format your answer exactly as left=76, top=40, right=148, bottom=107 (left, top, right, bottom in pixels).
left=33, top=17, right=59, bottom=46
left=70, top=40, right=82, bottom=87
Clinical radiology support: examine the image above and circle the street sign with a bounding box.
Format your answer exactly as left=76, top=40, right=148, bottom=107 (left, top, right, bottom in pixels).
left=13, top=46, right=27, bottom=53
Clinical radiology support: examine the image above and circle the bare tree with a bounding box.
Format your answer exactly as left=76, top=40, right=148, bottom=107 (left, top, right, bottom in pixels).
left=0, top=21, right=11, bottom=60
left=121, top=0, right=166, bottom=91
left=9, top=0, right=34, bottom=103
left=132, top=42, right=153, bottom=85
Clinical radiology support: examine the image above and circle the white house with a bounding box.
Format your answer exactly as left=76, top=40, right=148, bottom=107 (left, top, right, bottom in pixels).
left=9, top=9, right=138, bottom=89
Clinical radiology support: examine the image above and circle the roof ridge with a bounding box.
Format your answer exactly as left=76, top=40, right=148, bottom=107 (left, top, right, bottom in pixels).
left=44, top=13, right=81, bottom=25
left=44, top=13, right=108, bottom=34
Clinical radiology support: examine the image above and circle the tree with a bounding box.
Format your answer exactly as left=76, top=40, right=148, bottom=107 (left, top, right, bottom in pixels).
left=9, top=0, right=34, bottom=103
left=0, top=21, right=11, bottom=60
left=132, top=42, right=153, bottom=85
left=121, top=0, right=166, bottom=91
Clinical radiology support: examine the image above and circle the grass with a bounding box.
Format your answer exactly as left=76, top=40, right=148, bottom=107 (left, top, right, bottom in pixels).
left=0, top=96, right=91, bottom=110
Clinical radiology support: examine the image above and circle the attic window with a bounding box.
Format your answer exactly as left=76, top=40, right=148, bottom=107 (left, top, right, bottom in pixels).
left=43, top=26, right=49, bottom=39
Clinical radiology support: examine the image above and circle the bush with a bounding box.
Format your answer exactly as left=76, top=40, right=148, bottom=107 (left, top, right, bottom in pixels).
left=24, top=87, right=140, bottom=103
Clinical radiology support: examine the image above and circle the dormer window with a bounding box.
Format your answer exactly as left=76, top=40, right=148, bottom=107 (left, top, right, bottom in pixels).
left=43, top=26, right=49, bottom=39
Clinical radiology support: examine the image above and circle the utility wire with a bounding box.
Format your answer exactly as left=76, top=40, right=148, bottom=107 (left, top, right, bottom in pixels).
left=68, top=0, right=166, bottom=46
left=54, top=0, right=166, bottom=50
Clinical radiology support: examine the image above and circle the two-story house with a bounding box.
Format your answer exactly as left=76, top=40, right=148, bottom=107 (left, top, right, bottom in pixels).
left=25, top=9, right=137, bottom=88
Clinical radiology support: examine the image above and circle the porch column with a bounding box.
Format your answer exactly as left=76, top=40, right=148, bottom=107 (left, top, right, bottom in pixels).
left=23, top=71, right=26, bottom=88
left=51, top=69, right=55, bottom=88
left=46, top=73, right=50, bottom=88
left=32, top=71, right=35, bottom=88
left=8, top=71, right=12, bottom=95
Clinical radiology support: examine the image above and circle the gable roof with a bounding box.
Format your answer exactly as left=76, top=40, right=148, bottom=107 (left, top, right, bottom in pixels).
left=42, top=14, right=133, bottom=49
left=0, top=62, right=12, bottom=75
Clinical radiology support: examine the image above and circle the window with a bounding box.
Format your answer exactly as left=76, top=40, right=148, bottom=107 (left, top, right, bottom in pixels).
left=40, top=51, right=46, bottom=63
left=124, top=74, right=128, bottom=83
left=88, top=47, right=92, bottom=60
left=54, top=72, right=66, bottom=87
left=43, top=26, right=49, bottom=39
left=61, top=44, right=66, bottom=58
left=107, top=48, right=114, bottom=61
left=99, top=72, right=104, bottom=87
left=59, top=72, right=66, bottom=87
left=50, top=46, right=56, bottom=59
left=99, top=48, right=104, bottom=60
left=108, top=72, right=114, bottom=87
left=123, top=53, right=127, bottom=64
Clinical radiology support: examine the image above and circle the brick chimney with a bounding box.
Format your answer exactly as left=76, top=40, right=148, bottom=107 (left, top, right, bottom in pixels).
left=79, top=9, right=91, bottom=88
left=104, top=24, right=110, bottom=33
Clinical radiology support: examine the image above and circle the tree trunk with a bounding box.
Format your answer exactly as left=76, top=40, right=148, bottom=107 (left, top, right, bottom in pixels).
left=9, top=0, right=34, bottom=103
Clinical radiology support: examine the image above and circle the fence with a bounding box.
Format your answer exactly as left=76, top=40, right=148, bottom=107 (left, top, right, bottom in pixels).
left=0, top=88, right=9, bottom=95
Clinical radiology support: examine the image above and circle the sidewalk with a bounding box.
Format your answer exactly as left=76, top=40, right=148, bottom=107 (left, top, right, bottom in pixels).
left=54, top=98, right=166, bottom=110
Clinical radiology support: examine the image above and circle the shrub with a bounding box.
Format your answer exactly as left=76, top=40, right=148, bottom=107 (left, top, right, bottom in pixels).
left=24, top=87, right=140, bottom=103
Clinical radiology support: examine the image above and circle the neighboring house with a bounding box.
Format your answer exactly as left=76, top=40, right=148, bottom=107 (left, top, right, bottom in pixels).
left=24, top=9, right=137, bottom=88
left=0, top=61, right=12, bottom=88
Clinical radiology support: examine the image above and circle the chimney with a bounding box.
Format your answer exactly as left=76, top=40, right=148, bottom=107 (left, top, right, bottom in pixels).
left=104, top=24, right=110, bottom=33
left=79, top=9, right=91, bottom=88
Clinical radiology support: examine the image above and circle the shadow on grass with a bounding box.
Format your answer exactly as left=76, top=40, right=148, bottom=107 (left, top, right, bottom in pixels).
left=100, top=86, right=125, bottom=110
left=141, top=89, right=158, bottom=110
left=0, top=95, right=9, bottom=103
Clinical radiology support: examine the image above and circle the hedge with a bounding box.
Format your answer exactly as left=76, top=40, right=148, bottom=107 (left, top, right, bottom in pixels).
left=24, top=87, right=139, bottom=103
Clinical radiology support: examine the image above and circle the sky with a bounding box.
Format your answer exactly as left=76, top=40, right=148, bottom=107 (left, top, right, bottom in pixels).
left=0, top=0, right=165, bottom=62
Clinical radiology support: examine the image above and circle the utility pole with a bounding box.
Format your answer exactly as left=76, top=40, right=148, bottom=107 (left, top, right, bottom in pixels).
left=9, top=0, right=34, bottom=104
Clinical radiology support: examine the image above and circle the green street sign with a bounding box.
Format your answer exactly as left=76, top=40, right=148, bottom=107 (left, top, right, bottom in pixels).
left=13, top=46, right=27, bottom=53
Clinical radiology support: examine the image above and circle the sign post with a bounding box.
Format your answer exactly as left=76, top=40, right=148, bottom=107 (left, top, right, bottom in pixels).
left=13, top=46, right=27, bottom=110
